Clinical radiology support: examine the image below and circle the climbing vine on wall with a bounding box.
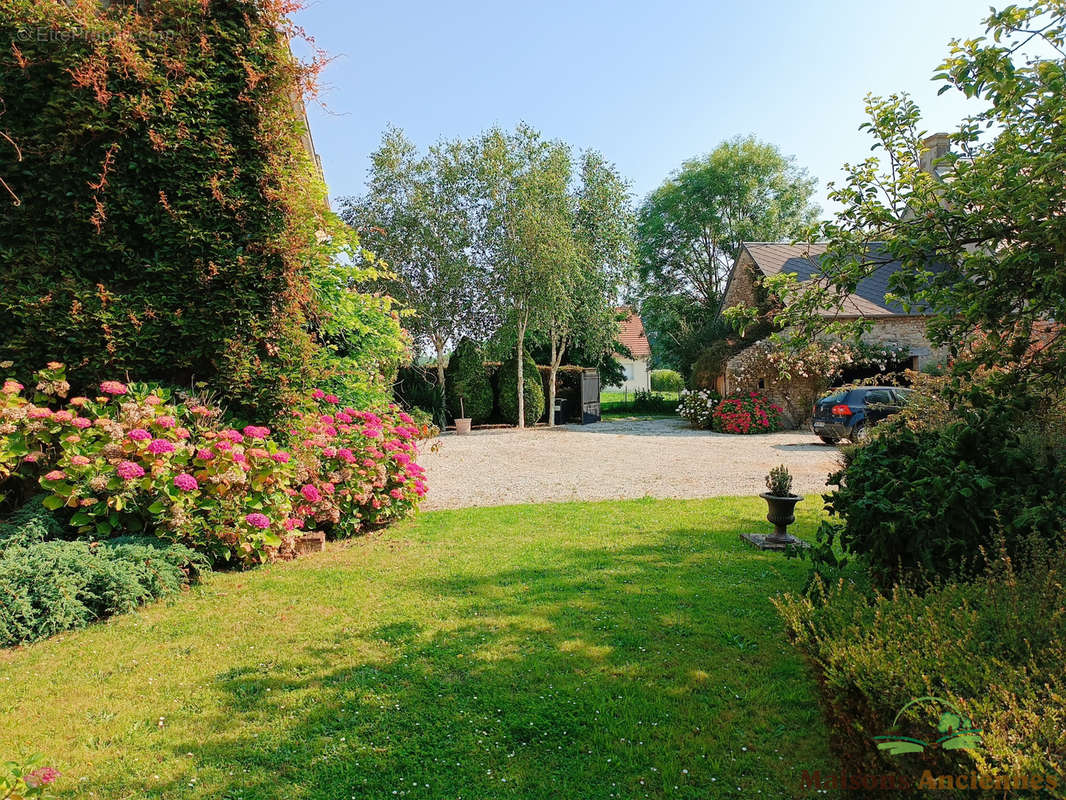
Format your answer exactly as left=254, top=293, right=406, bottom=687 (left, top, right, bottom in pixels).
left=0, top=0, right=406, bottom=417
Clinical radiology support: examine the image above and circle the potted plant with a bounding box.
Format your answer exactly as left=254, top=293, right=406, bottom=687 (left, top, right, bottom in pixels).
left=760, top=464, right=803, bottom=545
left=454, top=395, right=471, bottom=435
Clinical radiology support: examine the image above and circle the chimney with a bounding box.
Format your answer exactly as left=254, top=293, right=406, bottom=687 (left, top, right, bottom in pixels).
left=919, top=133, right=951, bottom=175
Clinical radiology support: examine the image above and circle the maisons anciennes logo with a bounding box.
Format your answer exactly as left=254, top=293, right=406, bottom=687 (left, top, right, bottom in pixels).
left=801, top=696, right=1060, bottom=793
left=873, top=696, right=982, bottom=756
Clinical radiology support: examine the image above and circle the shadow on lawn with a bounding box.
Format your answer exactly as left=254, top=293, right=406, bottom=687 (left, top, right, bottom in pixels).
left=147, top=528, right=831, bottom=799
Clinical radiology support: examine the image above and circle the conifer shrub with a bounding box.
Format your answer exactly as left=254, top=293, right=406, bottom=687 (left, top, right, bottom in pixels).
left=445, top=339, right=493, bottom=423
left=498, top=351, right=545, bottom=426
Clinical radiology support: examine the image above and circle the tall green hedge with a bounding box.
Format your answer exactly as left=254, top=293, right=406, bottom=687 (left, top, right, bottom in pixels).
left=446, top=338, right=493, bottom=423
left=499, top=350, right=545, bottom=426
left=0, top=1, right=404, bottom=416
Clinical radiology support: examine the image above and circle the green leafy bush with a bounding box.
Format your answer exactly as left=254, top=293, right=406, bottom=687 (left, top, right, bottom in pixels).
left=0, top=537, right=207, bottom=647
left=776, top=544, right=1066, bottom=796
left=813, top=410, right=1066, bottom=587
left=445, top=338, right=493, bottom=423
left=677, top=388, right=721, bottom=429
left=711, top=393, right=783, bottom=434
left=1, top=364, right=426, bottom=566
left=0, top=496, right=69, bottom=548
left=499, top=351, right=545, bottom=426
left=650, top=369, right=684, bottom=393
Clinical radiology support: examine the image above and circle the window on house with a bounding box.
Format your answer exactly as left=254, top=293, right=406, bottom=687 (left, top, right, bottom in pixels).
left=758, top=378, right=765, bottom=389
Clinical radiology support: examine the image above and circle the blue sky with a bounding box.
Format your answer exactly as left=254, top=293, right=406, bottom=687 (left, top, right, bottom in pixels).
left=292, top=0, right=989, bottom=215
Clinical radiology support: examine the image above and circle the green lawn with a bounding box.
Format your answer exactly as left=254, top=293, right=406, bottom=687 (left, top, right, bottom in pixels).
left=1, top=498, right=837, bottom=799
left=599, top=390, right=679, bottom=420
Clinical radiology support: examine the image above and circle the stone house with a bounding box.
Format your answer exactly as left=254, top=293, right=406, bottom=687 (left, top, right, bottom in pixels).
left=610, top=306, right=653, bottom=392
left=716, top=242, right=949, bottom=427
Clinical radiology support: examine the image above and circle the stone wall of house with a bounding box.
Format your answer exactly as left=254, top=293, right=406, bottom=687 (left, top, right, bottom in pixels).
left=721, top=250, right=759, bottom=311
left=862, top=317, right=949, bottom=369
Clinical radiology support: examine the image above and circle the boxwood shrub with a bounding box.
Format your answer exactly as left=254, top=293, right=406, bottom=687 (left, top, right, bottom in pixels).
left=776, top=545, right=1066, bottom=796
left=498, top=351, right=545, bottom=426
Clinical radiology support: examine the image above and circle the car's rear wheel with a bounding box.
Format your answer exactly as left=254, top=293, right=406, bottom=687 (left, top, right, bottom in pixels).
left=818, top=435, right=839, bottom=445
left=850, top=422, right=869, bottom=443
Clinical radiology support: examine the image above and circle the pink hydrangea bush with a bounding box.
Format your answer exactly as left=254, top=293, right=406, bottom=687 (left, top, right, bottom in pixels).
left=0, top=364, right=426, bottom=566
left=711, top=392, right=784, bottom=434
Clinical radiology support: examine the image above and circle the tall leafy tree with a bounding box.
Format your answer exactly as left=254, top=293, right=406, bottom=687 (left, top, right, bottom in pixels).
left=469, top=125, right=574, bottom=428
left=540, top=151, right=634, bottom=426
left=340, top=128, right=493, bottom=401
left=735, top=1, right=1066, bottom=395
left=636, top=137, right=819, bottom=372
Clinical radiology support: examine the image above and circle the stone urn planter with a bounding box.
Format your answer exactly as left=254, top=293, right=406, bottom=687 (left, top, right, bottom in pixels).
left=760, top=492, right=803, bottom=543
left=741, top=465, right=809, bottom=551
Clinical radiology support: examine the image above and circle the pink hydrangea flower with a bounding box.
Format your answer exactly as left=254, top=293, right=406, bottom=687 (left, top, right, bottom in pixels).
left=247, top=447, right=269, bottom=459
left=53, top=410, right=74, bottom=423
left=175, top=427, right=191, bottom=440
left=173, top=473, right=198, bottom=491
left=100, top=380, right=127, bottom=395
left=24, top=767, right=60, bottom=788
left=22, top=453, right=40, bottom=463
left=321, top=482, right=335, bottom=495
left=195, top=448, right=214, bottom=461
left=145, top=395, right=163, bottom=406
left=116, top=461, right=145, bottom=480
left=147, top=439, right=175, bottom=455
left=324, top=394, right=339, bottom=404
left=27, top=407, right=52, bottom=419
left=128, top=428, right=152, bottom=441
left=221, top=429, right=244, bottom=443
left=154, top=415, right=176, bottom=428
left=284, top=517, right=304, bottom=531
left=43, top=469, right=66, bottom=481
left=242, top=425, right=271, bottom=440
left=245, top=513, right=271, bottom=529
left=311, top=389, right=325, bottom=400
left=300, top=484, right=321, bottom=503
left=72, top=417, right=92, bottom=429
left=1, top=379, right=23, bottom=394
left=390, top=489, right=403, bottom=499
left=271, top=451, right=291, bottom=463
left=70, top=455, right=91, bottom=466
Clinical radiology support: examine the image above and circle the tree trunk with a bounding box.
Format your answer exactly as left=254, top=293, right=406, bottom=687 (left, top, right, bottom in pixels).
left=516, top=320, right=526, bottom=429
left=547, top=337, right=557, bottom=428
left=547, top=334, right=566, bottom=428
left=433, top=337, right=447, bottom=425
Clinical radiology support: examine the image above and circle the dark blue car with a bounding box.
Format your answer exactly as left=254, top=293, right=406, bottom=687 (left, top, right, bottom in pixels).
left=811, top=386, right=912, bottom=444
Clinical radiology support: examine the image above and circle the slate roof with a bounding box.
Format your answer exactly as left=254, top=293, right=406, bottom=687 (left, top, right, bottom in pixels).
left=615, top=307, right=652, bottom=358
left=738, top=242, right=937, bottom=318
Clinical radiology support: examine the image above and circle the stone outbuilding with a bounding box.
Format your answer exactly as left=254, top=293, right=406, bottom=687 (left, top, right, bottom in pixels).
left=716, top=242, right=949, bottom=427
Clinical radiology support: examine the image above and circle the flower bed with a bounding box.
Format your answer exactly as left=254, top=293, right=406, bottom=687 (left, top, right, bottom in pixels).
left=710, top=392, right=783, bottom=434
left=1, top=364, right=426, bottom=566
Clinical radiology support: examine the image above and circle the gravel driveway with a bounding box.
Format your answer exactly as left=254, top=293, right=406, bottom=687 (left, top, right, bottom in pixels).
left=418, top=417, right=841, bottom=510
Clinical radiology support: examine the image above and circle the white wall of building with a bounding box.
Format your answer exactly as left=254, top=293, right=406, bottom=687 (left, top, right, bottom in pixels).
left=609, top=357, right=652, bottom=392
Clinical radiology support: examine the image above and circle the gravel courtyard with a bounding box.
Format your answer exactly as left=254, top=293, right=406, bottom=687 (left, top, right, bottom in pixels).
left=419, top=417, right=841, bottom=510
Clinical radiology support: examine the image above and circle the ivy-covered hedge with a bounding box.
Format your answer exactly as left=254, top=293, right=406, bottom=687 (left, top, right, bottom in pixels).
left=0, top=0, right=405, bottom=416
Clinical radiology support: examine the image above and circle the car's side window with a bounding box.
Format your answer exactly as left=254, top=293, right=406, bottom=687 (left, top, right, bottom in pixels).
left=864, top=389, right=892, bottom=405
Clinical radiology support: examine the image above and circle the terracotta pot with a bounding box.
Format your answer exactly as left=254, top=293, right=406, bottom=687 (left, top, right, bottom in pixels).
left=759, top=492, right=803, bottom=543
left=454, top=418, right=472, bottom=435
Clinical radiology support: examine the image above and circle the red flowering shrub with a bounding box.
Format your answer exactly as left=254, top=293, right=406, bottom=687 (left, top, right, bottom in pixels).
left=711, top=392, right=784, bottom=434
left=0, top=365, right=425, bottom=566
